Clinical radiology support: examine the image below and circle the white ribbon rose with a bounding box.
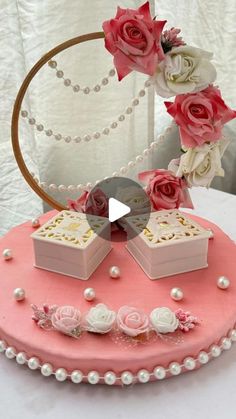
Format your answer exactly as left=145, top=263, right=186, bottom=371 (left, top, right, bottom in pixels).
left=85, top=303, right=116, bottom=334
left=152, top=45, right=217, bottom=98
left=150, top=307, right=179, bottom=334
left=168, top=138, right=230, bottom=188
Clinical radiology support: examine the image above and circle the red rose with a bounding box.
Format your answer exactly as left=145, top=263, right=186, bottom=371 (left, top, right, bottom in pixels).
left=139, top=169, right=193, bottom=210
left=68, top=188, right=108, bottom=217
left=102, top=1, right=166, bottom=80
left=165, top=85, right=236, bottom=148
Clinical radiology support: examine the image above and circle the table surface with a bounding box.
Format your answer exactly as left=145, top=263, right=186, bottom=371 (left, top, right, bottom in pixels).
left=0, top=187, right=236, bottom=419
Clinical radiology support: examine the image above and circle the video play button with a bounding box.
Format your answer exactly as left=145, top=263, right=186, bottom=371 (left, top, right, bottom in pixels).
left=84, top=176, right=151, bottom=241
left=108, top=198, right=131, bottom=222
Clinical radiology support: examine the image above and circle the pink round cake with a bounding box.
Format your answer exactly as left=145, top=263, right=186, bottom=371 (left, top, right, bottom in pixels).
left=0, top=210, right=236, bottom=385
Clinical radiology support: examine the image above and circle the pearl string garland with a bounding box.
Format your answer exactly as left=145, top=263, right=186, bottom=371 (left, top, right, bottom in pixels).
left=20, top=80, right=152, bottom=145
left=1, top=325, right=236, bottom=385
left=30, top=123, right=174, bottom=193
left=48, top=60, right=116, bottom=94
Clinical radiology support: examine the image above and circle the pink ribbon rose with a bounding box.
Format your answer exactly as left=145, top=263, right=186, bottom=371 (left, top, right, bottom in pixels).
left=117, top=306, right=150, bottom=337
left=102, top=1, right=166, bottom=80
left=68, top=188, right=108, bottom=217
left=139, top=169, right=193, bottom=210
left=51, top=306, right=81, bottom=335
left=165, top=85, right=236, bottom=148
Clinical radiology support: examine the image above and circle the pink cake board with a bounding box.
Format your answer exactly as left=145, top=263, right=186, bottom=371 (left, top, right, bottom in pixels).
left=0, top=210, right=236, bottom=385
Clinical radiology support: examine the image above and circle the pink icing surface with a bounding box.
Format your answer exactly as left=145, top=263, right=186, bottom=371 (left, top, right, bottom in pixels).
left=0, top=211, right=236, bottom=382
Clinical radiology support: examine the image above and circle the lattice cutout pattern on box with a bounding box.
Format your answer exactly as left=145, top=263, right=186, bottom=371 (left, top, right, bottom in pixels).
left=34, top=211, right=107, bottom=248
left=128, top=210, right=206, bottom=245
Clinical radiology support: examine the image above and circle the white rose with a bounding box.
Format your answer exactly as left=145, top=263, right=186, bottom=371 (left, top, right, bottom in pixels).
left=115, top=186, right=150, bottom=216
left=150, top=307, right=179, bottom=334
left=152, top=45, right=217, bottom=98
left=169, top=138, right=230, bottom=188
left=85, top=303, right=116, bottom=334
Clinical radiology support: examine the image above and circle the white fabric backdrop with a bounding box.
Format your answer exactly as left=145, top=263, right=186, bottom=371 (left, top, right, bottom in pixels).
left=0, top=0, right=235, bottom=236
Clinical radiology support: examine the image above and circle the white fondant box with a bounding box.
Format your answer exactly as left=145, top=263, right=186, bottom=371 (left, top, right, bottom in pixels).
left=126, top=210, right=211, bottom=279
left=31, top=211, right=111, bottom=280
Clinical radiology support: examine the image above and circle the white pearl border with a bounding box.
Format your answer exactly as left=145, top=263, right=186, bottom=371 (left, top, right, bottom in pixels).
left=1, top=328, right=235, bottom=385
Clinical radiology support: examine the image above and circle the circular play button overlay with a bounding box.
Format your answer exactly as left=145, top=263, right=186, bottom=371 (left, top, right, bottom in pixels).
left=84, top=177, right=151, bottom=241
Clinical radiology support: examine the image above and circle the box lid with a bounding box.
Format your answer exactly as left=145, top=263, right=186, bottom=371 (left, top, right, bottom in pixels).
left=31, top=210, right=110, bottom=249
left=126, top=209, right=211, bottom=248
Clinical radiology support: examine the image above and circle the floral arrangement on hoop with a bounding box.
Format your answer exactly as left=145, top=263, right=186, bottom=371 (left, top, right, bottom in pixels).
left=68, top=1, right=236, bottom=216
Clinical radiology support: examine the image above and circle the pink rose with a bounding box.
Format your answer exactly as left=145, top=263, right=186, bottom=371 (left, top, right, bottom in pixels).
left=117, top=306, right=150, bottom=337
left=51, top=306, right=81, bottom=335
left=139, top=169, right=193, bottom=210
left=68, top=188, right=108, bottom=217
left=102, top=1, right=166, bottom=80
left=165, top=85, right=236, bottom=148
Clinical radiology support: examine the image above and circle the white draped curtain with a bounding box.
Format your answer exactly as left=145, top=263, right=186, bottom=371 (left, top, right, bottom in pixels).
left=0, top=0, right=235, bottom=236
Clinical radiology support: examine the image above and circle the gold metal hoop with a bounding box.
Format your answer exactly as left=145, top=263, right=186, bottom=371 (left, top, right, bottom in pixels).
left=11, top=32, right=105, bottom=211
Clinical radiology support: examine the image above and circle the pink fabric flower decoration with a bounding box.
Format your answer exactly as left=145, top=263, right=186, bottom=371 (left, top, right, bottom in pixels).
left=68, top=188, right=108, bottom=217
left=161, top=27, right=185, bottom=53
left=175, top=309, right=198, bottom=332
left=138, top=169, right=193, bottom=210
left=165, top=85, right=236, bottom=148
left=68, top=191, right=88, bottom=212
left=51, top=306, right=81, bottom=335
left=102, top=1, right=166, bottom=80
left=117, top=306, right=150, bottom=337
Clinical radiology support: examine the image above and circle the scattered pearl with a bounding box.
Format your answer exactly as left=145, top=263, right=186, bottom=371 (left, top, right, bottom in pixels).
left=184, top=357, right=196, bottom=370
left=41, top=363, right=53, bottom=377
left=71, top=370, right=83, bottom=384
left=217, top=276, right=230, bottom=290
left=0, top=340, right=7, bottom=353
left=229, top=329, right=236, bottom=342
left=31, top=218, right=40, bottom=228
left=5, top=347, right=16, bottom=359
left=221, top=337, right=232, bottom=350
left=84, top=288, right=96, bottom=302
left=207, top=228, right=214, bottom=238
left=13, top=288, right=25, bottom=302
left=198, top=351, right=209, bottom=364
left=153, top=366, right=166, bottom=380
left=28, top=357, right=40, bottom=370
left=55, top=367, right=67, bottom=381
left=169, top=362, right=181, bottom=375
left=2, top=248, right=12, bottom=260
left=109, top=266, right=120, bottom=279
left=121, top=371, right=133, bottom=385
left=137, top=369, right=150, bottom=383
left=170, top=287, right=184, bottom=301
left=104, top=371, right=116, bottom=385
left=87, top=371, right=100, bottom=384
left=16, top=352, right=27, bottom=365
left=210, top=345, right=221, bottom=358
